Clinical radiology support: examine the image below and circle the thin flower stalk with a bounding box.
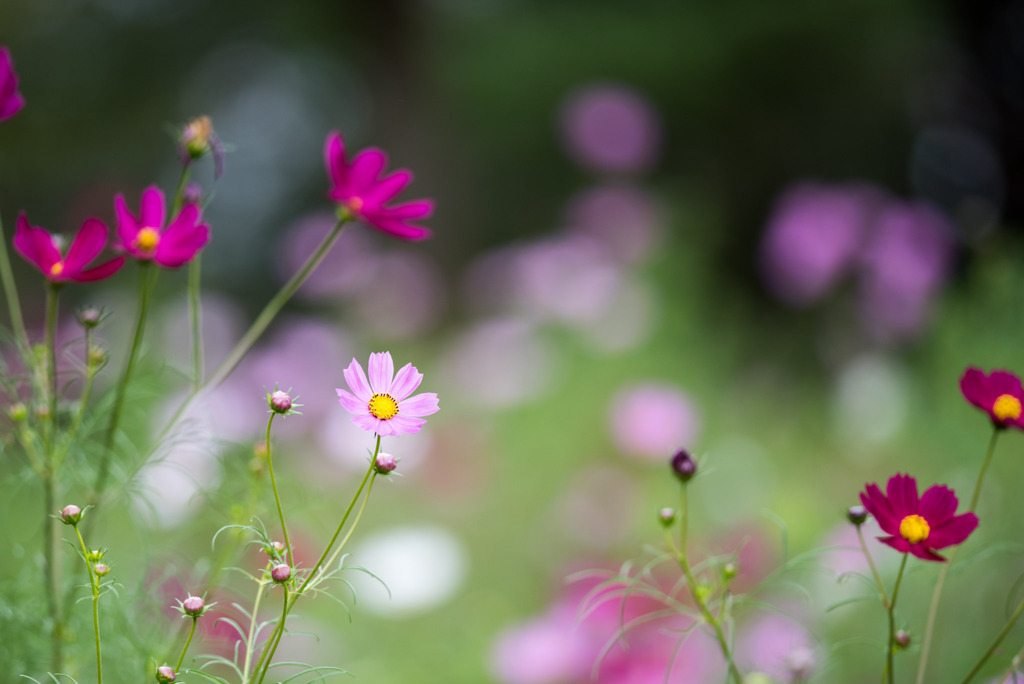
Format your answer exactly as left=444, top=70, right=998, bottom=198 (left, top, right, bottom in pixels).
left=884, top=554, right=909, bottom=684
left=73, top=526, right=102, bottom=684
left=43, top=474, right=63, bottom=673
left=174, top=615, right=198, bottom=673
left=0, top=212, right=29, bottom=355
left=960, top=590, right=1024, bottom=683
left=44, top=282, right=59, bottom=443
left=240, top=577, right=269, bottom=684
left=58, top=327, right=98, bottom=465
left=265, top=413, right=293, bottom=566
left=856, top=524, right=889, bottom=607
left=168, top=165, right=204, bottom=390
left=916, top=428, right=1000, bottom=684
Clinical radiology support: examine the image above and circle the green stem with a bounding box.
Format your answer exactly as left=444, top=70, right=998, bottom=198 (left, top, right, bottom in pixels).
left=265, top=413, right=293, bottom=565
left=253, top=587, right=290, bottom=684
left=43, top=473, right=63, bottom=673
left=916, top=428, right=1000, bottom=684
left=666, top=484, right=743, bottom=684
left=994, top=641, right=1024, bottom=684
left=94, top=263, right=157, bottom=502
left=55, top=328, right=96, bottom=468
left=74, top=526, right=101, bottom=684
left=886, top=554, right=909, bottom=684
left=240, top=579, right=268, bottom=684
left=44, top=283, right=60, bottom=444
left=320, top=469, right=379, bottom=583
left=0, top=211, right=30, bottom=355
left=189, top=255, right=202, bottom=389
left=857, top=525, right=890, bottom=607
left=960, top=594, right=1024, bottom=683
left=175, top=617, right=197, bottom=672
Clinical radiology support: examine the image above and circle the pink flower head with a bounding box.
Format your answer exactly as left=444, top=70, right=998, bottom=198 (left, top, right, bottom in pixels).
left=114, top=185, right=209, bottom=268
left=324, top=131, right=434, bottom=241
left=859, top=473, right=978, bottom=562
left=960, top=367, right=1024, bottom=430
left=0, top=46, right=25, bottom=122
left=336, top=351, right=439, bottom=437
left=14, top=214, right=125, bottom=284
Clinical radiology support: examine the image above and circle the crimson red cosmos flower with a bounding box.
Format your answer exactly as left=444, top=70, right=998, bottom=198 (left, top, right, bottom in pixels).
left=114, top=186, right=209, bottom=268
left=324, top=131, right=434, bottom=241
left=859, top=473, right=978, bottom=562
left=960, top=367, right=1024, bottom=429
left=0, top=46, right=25, bottom=122
left=14, top=214, right=124, bottom=284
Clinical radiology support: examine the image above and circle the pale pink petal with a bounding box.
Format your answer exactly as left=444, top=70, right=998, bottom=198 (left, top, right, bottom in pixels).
left=353, top=413, right=380, bottom=433
left=343, top=358, right=373, bottom=401
left=368, top=351, right=395, bottom=395
left=348, top=148, right=387, bottom=194
left=336, top=388, right=369, bottom=416
left=389, top=363, right=423, bottom=401
left=389, top=415, right=426, bottom=435
left=63, top=218, right=108, bottom=273
left=140, top=186, right=166, bottom=230
left=399, top=392, right=439, bottom=417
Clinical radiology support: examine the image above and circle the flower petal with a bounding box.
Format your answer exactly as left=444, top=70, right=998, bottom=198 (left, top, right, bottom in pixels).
left=363, top=169, right=413, bottom=206
left=353, top=413, right=380, bottom=434
left=909, top=545, right=946, bottom=562
left=336, top=388, right=369, bottom=416
left=324, top=131, right=349, bottom=189
left=156, top=224, right=210, bottom=268
left=919, top=485, right=958, bottom=528
left=399, top=392, right=439, bottom=418
left=348, top=148, right=387, bottom=195
left=886, top=473, right=919, bottom=519
left=74, top=256, right=125, bottom=282
left=959, top=367, right=989, bottom=410
left=928, top=512, right=979, bottom=549
left=861, top=483, right=898, bottom=535
left=140, top=186, right=166, bottom=230
left=389, top=363, right=423, bottom=401
left=368, top=351, right=394, bottom=395
left=13, top=214, right=54, bottom=273
left=376, top=199, right=434, bottom=220
left=362, top=216, right=433, bottom=241
left=63, top=218, right=108, bottom=273
left=878, top=536, right=911, bottom=554
left=343, top=358, right=372, bottom=401
left=114, top=194, right=139, bottom=248
left=988, top=370, right=1023, bottom=397
left=389, top=415, right=426, bottom=435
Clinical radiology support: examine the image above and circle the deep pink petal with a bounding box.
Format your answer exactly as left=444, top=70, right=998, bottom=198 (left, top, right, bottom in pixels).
left=343, top=358, right=372, bottom=402
left=928, top=512, right=979, bottom=549
left=399, top=392, right=439, bottom=418
left=909, top=545, right=946, bottom=562
left=63, top=218, right=108, bottom=273
left=886, top=474, right=919, bottom=519
left=336, top=388, right=369, bottom=416
left=368, top=352, right=395, bottom=395
left=362, top=216, right=433, bottom=241
left=348, top=148, right=387, bottom=194
left=363, top=169, right=413, bottom=205
left=140, top=186, right=166, bottom=230
left=114, top=194, right=140, bottom=248
left=325, top=131, right=349, bottom=189
left=0, top=49, right=11, bottom=94
left=374, top=199, right=434, bottom=220
left=73, top=256, right=125, bottom=282
left=0, top=93, right=24, bottom=121
left=155, top=226, right=209, bottom=268
left=919, top=485, right=958, bottom=528
left=13, top=214, right=46, bottom=271
left=878, top=536, right=911, bottom=554
left=389, top=415, right=426, bottom=435
left=959, top=367, right=989, bottom=410
left=389, top=363, right=423, bottom=401
left=988, top=370, right=1023, bottom=397
left=861, top=484, right=898, bottom=535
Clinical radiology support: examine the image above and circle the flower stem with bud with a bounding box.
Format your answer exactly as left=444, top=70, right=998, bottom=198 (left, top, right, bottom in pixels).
left=264, top=413, right=293, bottom=565
left=884, top=553, right=909, bottom=684
left=73, top=524, right=103, bottom=684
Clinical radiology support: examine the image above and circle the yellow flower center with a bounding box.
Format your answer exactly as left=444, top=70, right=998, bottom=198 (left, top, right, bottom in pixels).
left=49, top=261, right=64, bottom=277
left=899, top=514, right=930, bottom=544
left=368, top=393, right=399, bottom=420
left=347, top=196, right=364, bottom=214
left=993, top=394, right=1022, bottom=422
left=134, top=227, right=161, bottom=253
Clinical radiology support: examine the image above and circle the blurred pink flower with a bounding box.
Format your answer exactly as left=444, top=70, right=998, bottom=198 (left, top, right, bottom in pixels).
left=324, top=131, right=434, bottom=240
left=14, top=213, right=125, bottom=283
left=491, top=609, right=592, bottom=684
left=336, top=351, right=439, bottom=437
left=565, top=185, right=663, bottom=264
left=351, top=251, right=445, bottom=339
left=735, top=611, right=819, bottom=682
left=514, top=236, right=622, bottom=324
left=114, top=185, right=209, bottom=268
left=560, top=84, right=661, bottom=174
left=609, top=383, right=700, bottom=460
left=0, top=46, right=25, bottom=122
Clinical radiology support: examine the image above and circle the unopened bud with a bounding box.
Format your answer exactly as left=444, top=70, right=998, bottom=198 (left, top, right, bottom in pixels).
left=895, top=630, right=911, bottom=649
left=658, top=507, right=676, bottom=527
left=35, top=404, right=51, bottom=420
left=8, top=402, right=27, bottom=422
left=60, top=504, right=82, bottom=526
left=374, top=452, right=398, bottom=475
left=182, top=595, right=205, bottom=617
left=723, top=562, right=738, bottom=580
left=88, top=347, right=107, bottom=367
left=182, top=116, right=214, bottom=159
left=77, top=307, right=102, bottom=328
left=183, top=182, right=203, bottom=206
left=271, top=563, right=291, bottom=583
left=264, top=541, right=286, bottom=557
left=86, top=548, right=104, bottom=563
left=847, top=505, right=868, bottom=526
left=94, top=563, right=110, bottom=577
left=670, top=449, right=697, bottom=482
left=156, top=665, right=176, bottom=683
left=269, top=390, right=292, bottom=414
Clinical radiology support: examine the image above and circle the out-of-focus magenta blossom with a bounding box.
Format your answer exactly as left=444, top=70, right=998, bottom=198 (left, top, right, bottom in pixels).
left=0, top=47, right=25, bottom=122
left=860, top=473, right=978, bottom=562
left=114, top=185, right=209, bottom=268
left=759, top=182, right=879, bottom=307
left=609, top=383, right=700, bottom=460
left=324, top=131, right=434, bottom=241
left=960, top=367, right=1024, bottom=430
left=336, top=351, right=439, bottom=437
left=14, top=214, right=125, bottom=284
left=859, top=201, right=954, bottom=339
left=735, top=611, right=819, bottom=682
left=559, top=84, right=661, bottom=174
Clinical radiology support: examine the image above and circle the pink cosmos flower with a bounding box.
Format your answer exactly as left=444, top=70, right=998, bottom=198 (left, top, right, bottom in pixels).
left=324, top=131, right=434, bottom=241
left=960, top=367, right=1024, bottom=430
left=114, top=185, right=209, bottom=268
left=14, top=214, right=124, bottom=284
left=336, top=351, right=439, bottom=437
left=859, top=473, right=978, bottom=562
left=0, top=47, right=25, bottom=122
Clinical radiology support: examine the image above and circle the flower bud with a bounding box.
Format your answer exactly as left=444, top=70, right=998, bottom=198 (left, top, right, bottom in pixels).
left=183, top=182, right=203, bottom=206
left=658, top=507, right=676, bottom=527
left=156, top=664, right=176, bottom=683
left=94, top=563, right=110, bottom=577
left=670, top=449, right=697, bottom=482
left=847, top=505, right=868, bottom=526
left=182, top=116, right=214, bottom=159
left=86, top=548, right=105, bottom=563
left=269, top=390, right=292, bottom=414
left=60, top=504, right=82, bottom=526
left=77, top=307, right=102, bottom=328
left=88, top=346, right=108, bottom=368
left=8, top=402, right=27, bottom=422
left=374, top=452, right=398, bottom=475
left=895, top=630, right=911, bottom=649
left=271, top=563, right=291, bottom=583
left=723, top=562, right=738, bottom=580
left=35, top=404, right=50, bottom=421
left=182, top=595, right=205, bottom=617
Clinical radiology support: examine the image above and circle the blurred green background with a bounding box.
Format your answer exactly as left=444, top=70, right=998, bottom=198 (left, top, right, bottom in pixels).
left=4, top=0, right=1024, bottom=682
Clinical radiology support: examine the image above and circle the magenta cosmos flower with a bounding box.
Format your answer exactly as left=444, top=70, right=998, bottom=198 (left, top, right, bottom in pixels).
left=859, top=473, right=978, bottom=562
left=336, top=351, right=439, bottom=437
left=14, top=214, right=124, bottom=284
left=114, top=186, right=209, bottom=267
left=961, top=367, right=1024, bottom=429
left=324, top=131, right=434, bottom=241
left=0, top=47, right=25, bottom=122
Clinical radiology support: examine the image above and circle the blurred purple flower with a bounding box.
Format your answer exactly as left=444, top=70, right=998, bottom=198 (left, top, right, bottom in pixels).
left=559, top=84, right=661, bottom=174
left=565, top=185, right=663, bottom=264
left=514, top=236, right=622, bottom=325
left=858, top=200, right=954, bottom=340
left=760, top=182, right=882, bottom=307
left=609, top=383, right=700, bottom=460
left=735, top=611, right=819, bottom=682
left=491, top=608, right=592, bottom=684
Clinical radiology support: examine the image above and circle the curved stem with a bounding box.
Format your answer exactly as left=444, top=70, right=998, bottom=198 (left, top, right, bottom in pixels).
left=917, top=428, right=1000, bottom=684
left=857, top=525, right=889, bottom=607
left=175, top=617, right=198, bottom=672
left=265, top=414, right=293, bottom=564
left=886, top=554, right=909, bottom=684
left=960, top=594, right=1024, bottom=683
